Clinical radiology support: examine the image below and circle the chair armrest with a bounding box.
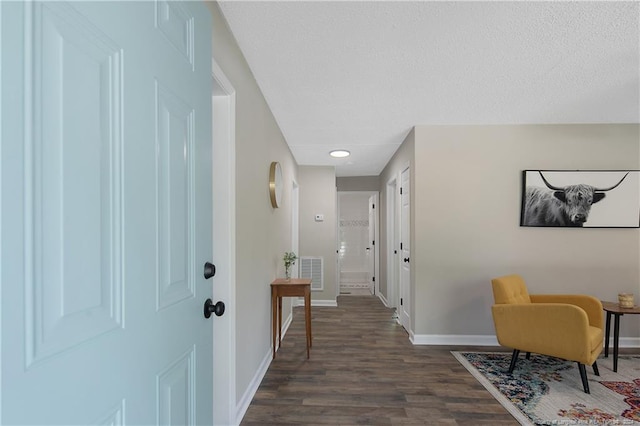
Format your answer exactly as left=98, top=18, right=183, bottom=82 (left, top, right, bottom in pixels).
left=530, top=294, right=603, bottom=329
left=491, top=303, right=593, bottom=363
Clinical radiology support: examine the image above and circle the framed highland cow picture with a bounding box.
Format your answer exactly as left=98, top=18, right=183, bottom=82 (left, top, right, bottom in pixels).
left=520, top=170, right=640, bottom=228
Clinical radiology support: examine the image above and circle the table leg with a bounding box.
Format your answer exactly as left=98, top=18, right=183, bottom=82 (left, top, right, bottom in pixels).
left=613, top=313, right=621, bottom=373
left=278, top=296, right=283, bottom=348
left=305, top=289, right=311, bottom=358
left=271, top=288, right=277, bottom=360
left=308, top=299, right=313, bottom=348
left=604, top=312, right=611, bottom=357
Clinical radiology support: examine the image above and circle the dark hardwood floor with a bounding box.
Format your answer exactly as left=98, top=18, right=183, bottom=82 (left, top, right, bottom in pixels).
left=241, top=295, right=518, bottom=425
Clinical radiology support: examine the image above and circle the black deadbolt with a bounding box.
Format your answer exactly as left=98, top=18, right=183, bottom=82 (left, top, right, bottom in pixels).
left=204, top=299, right=225, bottom=318
left=204, top=262, right=216, bottom=279
left=403, top=257, right=410, bottom=263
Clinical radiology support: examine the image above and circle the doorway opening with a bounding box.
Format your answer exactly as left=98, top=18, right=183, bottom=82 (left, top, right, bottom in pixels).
left=337, top=191, right=379, bottom=297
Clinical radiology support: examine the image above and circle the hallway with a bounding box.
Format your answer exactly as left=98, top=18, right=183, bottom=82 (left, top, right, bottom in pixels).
left=241, top=296, right=517, bottom=425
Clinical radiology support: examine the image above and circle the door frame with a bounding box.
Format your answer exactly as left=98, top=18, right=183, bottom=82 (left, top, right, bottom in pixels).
left=211, top=59, right=236, bottom=426
left=386, top=176, right=399, bottom=309
left=399, top=164, right=411, bottom=335
left=369, top=193, right=380, bottom=296
left=291, top=179, right=299, bottom=278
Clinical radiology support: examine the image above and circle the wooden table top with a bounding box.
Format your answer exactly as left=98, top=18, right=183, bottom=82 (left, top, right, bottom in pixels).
left=271, top=278, right=312, bottom=286
left=602, top=300, right=640, bottom=314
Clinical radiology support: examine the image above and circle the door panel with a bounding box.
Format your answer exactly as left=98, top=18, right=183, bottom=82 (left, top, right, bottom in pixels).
left=157, top=347, right=196, bottom=425
left=156, top=82, right=196, bottom=310
left=155, top=0, right=195, bottom=68
left=30, top=2, right=125, bottom=366
left=1, top=2, right=213, bottom=424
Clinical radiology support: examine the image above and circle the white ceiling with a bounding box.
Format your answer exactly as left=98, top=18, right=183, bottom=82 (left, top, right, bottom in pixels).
left=218, top=1, right=640, bottom=177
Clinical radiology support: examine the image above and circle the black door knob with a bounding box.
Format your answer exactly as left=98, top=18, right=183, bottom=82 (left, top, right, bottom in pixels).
left=204, top=262, right=216, bottom=279
left=404, top=257, right=410, bottom=263
left=204, top=299, right=225, bottom=318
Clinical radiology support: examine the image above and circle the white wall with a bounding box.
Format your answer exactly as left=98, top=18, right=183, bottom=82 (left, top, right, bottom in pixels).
left=381, top=124, right=640, bottom=342
left=299, top=166, right=338, bottom=303
left=207, top=2, right=299, bottom=415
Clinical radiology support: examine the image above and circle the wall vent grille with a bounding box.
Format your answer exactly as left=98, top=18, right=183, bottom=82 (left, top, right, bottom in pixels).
left=300, top=257, right=323, bottom=291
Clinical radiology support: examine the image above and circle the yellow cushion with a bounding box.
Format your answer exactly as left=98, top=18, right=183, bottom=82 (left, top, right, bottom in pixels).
left=492, top=274, right=531, bottom=304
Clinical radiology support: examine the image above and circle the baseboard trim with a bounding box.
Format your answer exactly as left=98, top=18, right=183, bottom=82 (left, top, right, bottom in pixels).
left=411, top=335, right=640, bottom=348
left=377, top=293, right=389, bottom=307
left=608, top=337, right=640, bottom=348
left=294, top=298, right=338, bottom=307
left=235, top=347, right=271, bottom=425
left=235, top=312, right=292, bottom=424
left=411, top=334, right=500, bottom=346
left=281, top=312, right=293, bottom=341
left=312, top=299, right=338, bottom=307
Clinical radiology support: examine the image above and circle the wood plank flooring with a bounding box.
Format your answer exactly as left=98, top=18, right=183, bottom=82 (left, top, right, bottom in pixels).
left=241, top=295, right=518, bottom=425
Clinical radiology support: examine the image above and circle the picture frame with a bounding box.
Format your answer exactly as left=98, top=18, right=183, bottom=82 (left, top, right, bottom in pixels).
left=520, top=170, right=640, bottom=228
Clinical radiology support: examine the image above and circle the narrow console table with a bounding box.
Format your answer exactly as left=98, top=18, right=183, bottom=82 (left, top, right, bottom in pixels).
left=602, top=301, right=640, bottom=372
left=271, top=278, right=312, bottom=359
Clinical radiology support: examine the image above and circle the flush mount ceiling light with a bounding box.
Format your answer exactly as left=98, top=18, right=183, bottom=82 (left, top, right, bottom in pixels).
left=329, top=150, right=350, bottom=158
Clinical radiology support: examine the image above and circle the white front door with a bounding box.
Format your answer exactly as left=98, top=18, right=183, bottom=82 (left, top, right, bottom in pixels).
left=1, top=2, right=214, bottom=424
left=399, top=167, right=411, bottom=333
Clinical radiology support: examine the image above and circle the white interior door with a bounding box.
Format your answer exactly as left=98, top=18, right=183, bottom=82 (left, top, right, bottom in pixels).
left=399, top=167, right=411, bottom=333
left=1, top=2, right=214, bottom=424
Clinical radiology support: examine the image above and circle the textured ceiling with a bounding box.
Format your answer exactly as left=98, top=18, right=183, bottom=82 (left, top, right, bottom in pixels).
left=218, top=1, right=640, bottom=177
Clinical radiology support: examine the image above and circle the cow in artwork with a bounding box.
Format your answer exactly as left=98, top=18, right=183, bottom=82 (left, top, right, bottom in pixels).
left=522, top=171, right=629, bottom=227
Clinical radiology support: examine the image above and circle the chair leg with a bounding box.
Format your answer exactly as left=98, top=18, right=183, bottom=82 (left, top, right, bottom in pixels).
left=508, top=349, right=520, bottom=373
left=525, top=352, right=531, bottom=360
left=592, top=361, right=599, bottom=376
left=578, top=363, right=590, bottom=394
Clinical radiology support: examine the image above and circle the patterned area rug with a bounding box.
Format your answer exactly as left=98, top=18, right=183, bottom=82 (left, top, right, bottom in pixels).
left=453, top=351, right=640, bottom=425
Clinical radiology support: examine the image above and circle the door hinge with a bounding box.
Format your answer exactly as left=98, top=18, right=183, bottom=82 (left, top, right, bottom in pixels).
left=400, top=298, right=403, bottom=305
left=372, top=203, right=375, bottom=209
left=372, top=240, right=375, bottom=246
left=372, top=276, right=375, bottom=282
left=400, top=242, right=403, bottom=250
left=400, top=187, right=403, bottom=195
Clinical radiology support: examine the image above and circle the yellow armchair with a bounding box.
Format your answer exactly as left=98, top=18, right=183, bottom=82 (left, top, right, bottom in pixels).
left=491, top=274, right=604, bottom=394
